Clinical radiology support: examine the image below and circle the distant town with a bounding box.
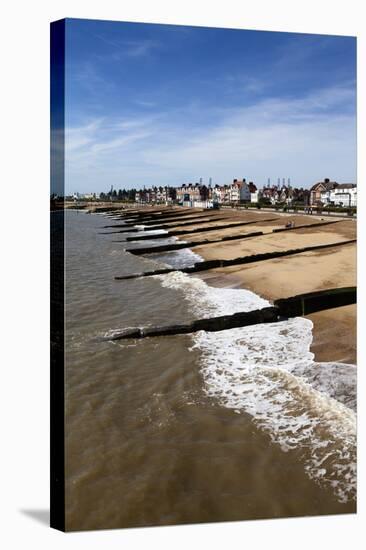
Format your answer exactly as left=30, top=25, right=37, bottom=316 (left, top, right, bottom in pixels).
left=63, top=177, right=357, bottom=212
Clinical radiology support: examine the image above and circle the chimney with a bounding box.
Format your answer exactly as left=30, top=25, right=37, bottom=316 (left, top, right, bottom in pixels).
left=324, top=178, right=330, bottom=183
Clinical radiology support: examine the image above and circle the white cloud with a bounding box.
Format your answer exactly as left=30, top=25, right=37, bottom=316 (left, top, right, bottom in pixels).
left=94, top=35, right=160, bottom=59
left=124, top=39, right=159, bottom=58
left=65, top=84, right=356, bottom=192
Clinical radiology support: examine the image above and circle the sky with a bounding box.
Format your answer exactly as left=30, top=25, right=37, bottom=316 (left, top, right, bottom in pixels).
left=63, top=18, right=356, bottom=193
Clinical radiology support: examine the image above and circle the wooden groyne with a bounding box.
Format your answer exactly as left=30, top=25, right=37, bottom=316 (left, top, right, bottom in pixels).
left=92, top=207, right=129, bottom=214
left=100, top=216, right=228, bottom=234
left=115, top=239, right=356, bottom=280
left=125, top=219, right=279, bottom=242
left=126, top=231, right=264, bottom=255
left=103, top=209, right=221, bottom=225
left=95, top=207, right=156, bottom=215
left=124, top=220, right=348, bottom=255
left=106, top=208, right=203, bottom=222
left=105, top=212, right=212, bottom=227
left=104, top=307, right=279, bottom=340
left=101, top=209, right=174, bottom=221
left=99, top=227, right=145, bottom=234
left=275, top=287, right=356, bottom=317
left=103, top=212, right=224, bottom=228
left=272, top=219, right=342, bottom=233
left=103, top=211, right=207, bottom=226
left=102, top=287, right=356, bottom=340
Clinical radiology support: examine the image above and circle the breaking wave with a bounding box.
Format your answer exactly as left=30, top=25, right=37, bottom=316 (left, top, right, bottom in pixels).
left=157, top=270, right=357, bottom=503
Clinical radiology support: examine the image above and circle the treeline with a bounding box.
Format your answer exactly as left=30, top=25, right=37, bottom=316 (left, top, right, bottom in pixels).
left=99, top=189, right=137, bottom=201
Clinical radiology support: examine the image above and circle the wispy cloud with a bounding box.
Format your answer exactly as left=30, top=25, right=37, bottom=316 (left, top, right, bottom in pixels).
left=65, top=84, right=356, bottom=192
left=124, top=39, right=159, bottom=58
left=219, top=36, right=355, bottom=103
left=94, top=33, right=160, bottom=59
left=133, top=98, right=157, bottom=108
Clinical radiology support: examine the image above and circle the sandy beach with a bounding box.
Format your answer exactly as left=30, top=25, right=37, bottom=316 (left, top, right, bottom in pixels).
left=111, top=205, right=356, bottom=363
left=168, top=208, right=357, bottom=364
left=62, top=207, right=357, bottom=530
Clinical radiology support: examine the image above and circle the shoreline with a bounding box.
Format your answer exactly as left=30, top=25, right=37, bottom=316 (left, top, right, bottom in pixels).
left=93, top=205, right=356, bottom=365
left=169, top=208, right=356, bottom=365
left=70, top=207, right=356, bottom=517
left=195, top=268, right=356, bottom=365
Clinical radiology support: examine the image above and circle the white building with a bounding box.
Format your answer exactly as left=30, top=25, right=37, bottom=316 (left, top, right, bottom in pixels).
left=321, top=184, right=356, bottom=207
left=229, top=180, right=241, bottom=202
left=333, top=184, right=357, bottom=207
left=155, top=187, right=167, bottom=203
left=240, top=181, right=258, bottom=203
left=249, top=183, right=258, bottom=203
left=73, top=192, right=99, bottom=200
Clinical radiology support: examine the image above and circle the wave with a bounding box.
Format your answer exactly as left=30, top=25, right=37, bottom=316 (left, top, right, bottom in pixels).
left=157, top=270, right=269, bottom=315
left=133, top=229, right=167, bottom=235
left=149, top=248, right=203, bottom=270
left=156, top=270, right=356, bottom=503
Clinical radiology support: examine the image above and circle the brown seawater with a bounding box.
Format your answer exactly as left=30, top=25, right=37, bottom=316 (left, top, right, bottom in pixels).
left=64, top=210, right=356, bottom=531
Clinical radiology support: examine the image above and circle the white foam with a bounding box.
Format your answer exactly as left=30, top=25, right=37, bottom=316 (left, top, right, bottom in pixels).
left=156, top=271, right=357, bottom=503
left=150, top=248, right=203, bottom=269
left=135, top=229, right=167, bottom=235
left=157, top=270, right=269, bottom=317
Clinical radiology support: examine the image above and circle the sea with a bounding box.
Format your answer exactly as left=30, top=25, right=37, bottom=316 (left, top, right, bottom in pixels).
left=63, top=209, right=356, bottom=531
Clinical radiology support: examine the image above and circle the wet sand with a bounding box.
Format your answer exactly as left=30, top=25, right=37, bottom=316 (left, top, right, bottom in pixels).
left=307, top=305, right=356, bottom=364
left=164, top=208, right=357, bottom=365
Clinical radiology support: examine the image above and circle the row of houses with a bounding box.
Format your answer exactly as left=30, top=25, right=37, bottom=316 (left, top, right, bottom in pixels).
left=261, top=185, right=310, bottom=205
left=170, top=179, right=259, bottom=206
left=134, top=181, right=255, bottom=206
left=95, top=177, right=357, bottom=208
left=309, top=178, right=357, bottom=207
left=135, top=186, right=177, bottom=203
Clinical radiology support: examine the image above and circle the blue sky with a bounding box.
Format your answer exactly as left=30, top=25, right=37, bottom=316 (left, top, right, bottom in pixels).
left=64, top=18, right=356, bottom=193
